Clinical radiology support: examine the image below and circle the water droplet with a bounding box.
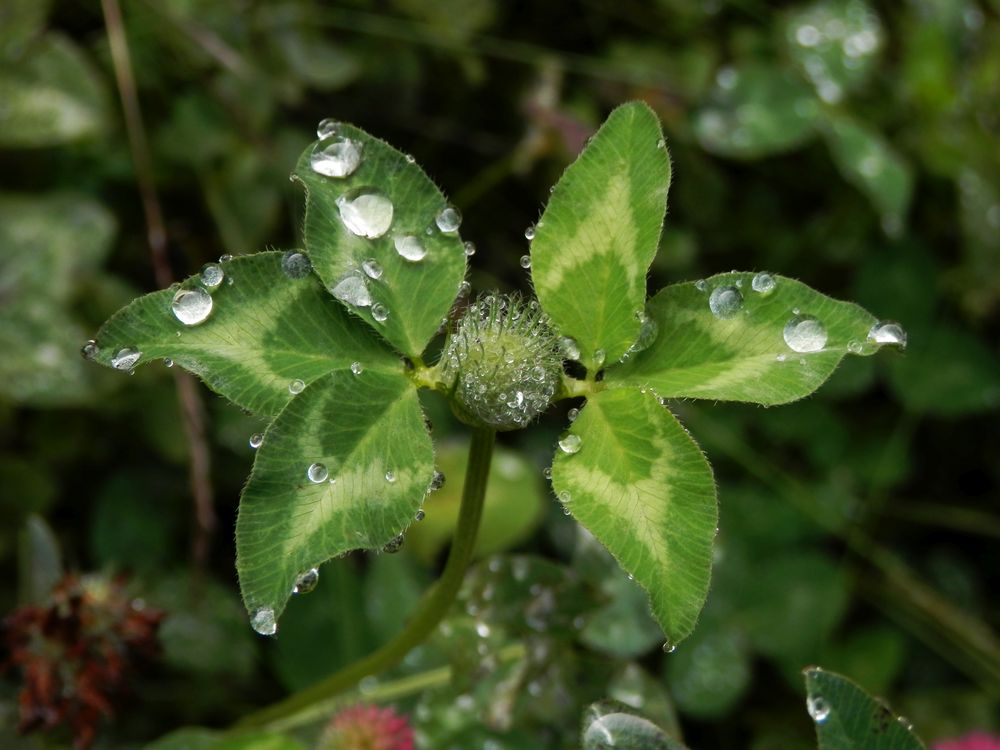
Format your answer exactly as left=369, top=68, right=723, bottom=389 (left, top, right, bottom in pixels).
left=807, top=696, right=831, bottom=723
left=751, top=272, right=776, bottom=294
left=201, top=263, right=224, bottom=289
left=385, top=469, right=396, bottom=483
left=336, top=190, right=393, bottom=238
left=867, top=320, right=907, bottom=349
left=316, top=118, right=339, bottom=139
left=219, top=254, right=233, bottom=263
left=897, top=716, right=914, bottom=731
left=435, top=204, right=462, bottom=233
left=81, top=340, right=98, bottom=360
left=694, top=279, right=708, bottom=292
left=404, top=153, right=416, bottom=164
left=463, top=241, right=476, bottom=257
left=560, top=337, right=580, bottom=360
left=657, top=137, right=666, bottom=148
left=567, top=407, right=580, bottom=422
left=164, top=358, right=173, bottom=368
left=593, top=349, right=606, bottom=368
left=520, top=255, right=531, bottom=269
left=558, top=490, right=572, bottom=504
left=709, top=285, right=743, bottom=319
left=249, top=433, right=263, bottom=449
left=394, top=235, right=427, bottom=262
left=543, top=467, right=552, bottom=480
left=331, top=274, right=372, bottom=307
left=382, top=534, right=404, bottom=554
left=458, top=280, right=471, bottom=296
left=289, top=379, right=306, bottom=395
left=475, top=621, right=491, bottom=638
left=172, top=287, right=213, bottom=326
left=776, top=353, right=787, bottom=362
left=250, top=607, right=276, bottom=636
left=310, top=136, right=362, bottom=178
left=559, top=434, right=582, bottom=454
left=415, top=509, right=425, bottom=521
left=524, top=225, right=536, bottom=240
left=783, top=315, right=828, bottom=352
left=350, top=361, right=364, bottom=375
left=362, top=258, right=383, bottom=280
left=111, top=347, right=141, bottom=371
left=371, top=303, right=389, bottom=323
left=307, top=462, right=328, bottom=483
left=847, top=340, right=862, bottom=354
left=662, top=641, right=676, bottom=653
left=429, top=471, right=445, bottom=491
left=281, top=251, right=312, bottom=279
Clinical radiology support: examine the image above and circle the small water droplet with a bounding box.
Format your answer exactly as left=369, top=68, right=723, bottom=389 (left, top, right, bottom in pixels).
left=382, top=533, right=404, bottom=554
left=111, top=347, right=141, bottom=371
left=311, top=136, right=362, bottom=178
left=560, top=337, right=581, bottom=360
left=847, top=340, right=862, bottom=354
left=81, top=340, right=98, bottom=360
left=371, top=303, right=389, bottom=323
left=172, top=287, right=213, bottom=326
left=335, top=190, right=393, bottom=242
left=316, top=118, right=339, bottom=139
left=807, top=696, right=831, bottom=723
left=281, top=251, right=312, bottom=279
left=558, top=490, right=572, bottom=504
left=164, top=358, right=173, bottom=368
left=201, top=263, right=224, bottom=289
left=362, top=258, right=383, bottom=279
left=250, top=607, right=276, bottom=636
left=783, top=315, right=828, bottom=352
left=292, top=567, right=319, bottom=594
left=331, top=274, right=372, bottom=307
left=751, top=272, right=776, bottom=294
left=542, top=467, right=552, bottom=480
left=662, top=641, right=676, bottom=653
left=520, top=254, right=531, bottom=269
left=458, top=280, right=472, bottom=296
left=415, top=509, right=425, bottom=521
left=404, top=153, right=416, bottom=164
left=307, top=462, right=328, bottom=483
left=435, top=204, right=462, bottom=233
left=709, top=285, right=743, bottom=319
left=567, top=407, right=580, bottom=422
left=776, top=353, right=787, bottom=362
left=524, top=224, right=536, bottom=240
left=350, top=361, right=364, bottom=375
left=219, top=254, right=233, bottom=263
left=694, top=279, right=708, bottom=292
left=867, top=320, right=907, bottom=349
left=463, top=241, right=476, bottom=257
left=394, top=235, right=427, bottom=262
left=429, top=470, right=445, bottom=491
left=289, top=379, right=306, bottom=395
left=593, top=349, right=606, bottom=368
left=559, top=434, right=582, bottom=454
left=249, top=433, right=263, bottom=449
left=897, top=716, right=914, bottom=731
left=385, top=469, right=396, bottom=483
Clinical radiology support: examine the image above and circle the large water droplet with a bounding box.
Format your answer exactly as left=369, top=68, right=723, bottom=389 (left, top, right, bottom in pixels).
left=289, top=379, right=305, bottom=395
left=709, top=285, right=743, bottom=319
left=559, top=434, right=582, bottom=454
left=560, top=336, right=581, bottom=360
left=292, top=567, right=319, bottom=594
left=281, top=251, right=312, bottom=279
left=867, top=320, right=907, bottom=349
left=362, top=258, right=383, bottom=279
left=336, top=190, right=393, bottom=238
left=111, top=347, right=141, bottom=371
left=201, top=263, right=224, bottom=289
left=394, top=235, right=427, bottom=262
left=783, top=315, right=828, bottom=352
left=751, top=272, right=776, bottom=294
left=331, top=274, right=372, bottom=307
left=807, top=696, right=831, bottom=723
left=435, top=204, right=462, bottom=233
left=310, top=136, right=362, bottom=178
left=307, top=462, right=328, bottom=483
left=172, top=288, right=213, bottom=326
left=250, top=607, right=276, bottom=636
left=371, top=303, right=389, bottom=323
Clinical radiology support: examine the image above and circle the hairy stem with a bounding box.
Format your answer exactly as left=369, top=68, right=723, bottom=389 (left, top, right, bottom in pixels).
left=237, top=428, right=496, bottom=729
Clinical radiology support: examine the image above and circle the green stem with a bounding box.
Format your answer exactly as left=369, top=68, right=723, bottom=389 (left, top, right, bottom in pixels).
left=237, top=428, right=496, bottom=729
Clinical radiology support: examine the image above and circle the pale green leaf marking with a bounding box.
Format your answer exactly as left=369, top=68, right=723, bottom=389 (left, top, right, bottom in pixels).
left=552, top=388, right=717, bottom=646
left=292, top=125, right=467, bottom=358
left=91, top=252, right=397, bottom=417
left=530, top=101, right=670, bottom=371
left=236, top=370, right=433, bottom=624
left=803, top=667, right=927, bottom=750
left=607, top=272, right=887, bottom=406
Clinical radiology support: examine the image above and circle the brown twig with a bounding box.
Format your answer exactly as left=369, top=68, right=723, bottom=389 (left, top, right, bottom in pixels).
left=101, top=0, right=216, bottom=567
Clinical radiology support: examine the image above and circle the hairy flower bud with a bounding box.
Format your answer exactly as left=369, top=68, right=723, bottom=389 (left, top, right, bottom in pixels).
left=440, top=294, right=562, bottom=431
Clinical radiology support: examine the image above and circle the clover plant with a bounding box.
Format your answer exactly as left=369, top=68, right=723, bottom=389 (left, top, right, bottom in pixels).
left=84, top=102, right=907, bottom=726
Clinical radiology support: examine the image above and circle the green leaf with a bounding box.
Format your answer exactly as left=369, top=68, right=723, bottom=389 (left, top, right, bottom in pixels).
left=803, top=667, right=927, bottom=750
left=90, top=252, right=397, bottom=417
left=606, top=272, right=887, bottom=406
left=236, top=369, right=434, bottom=627
left=0, top=33, right=109, bottom=146
left=552, top=388, right=717, bottom=647
left=145, top=729, right=305, bottom=750
left=821, top=116, right=914, bottom=232
left=666, top=624, right=751, bottom=719
left=694, top=64, right=820, bottom=159
left=17, top=515, right=62, bottom=604
left=581, top=701, right=689, bottom=750
left=529, top=101, right=671, bottom=371
left=292, top=124, right=467, bottom=358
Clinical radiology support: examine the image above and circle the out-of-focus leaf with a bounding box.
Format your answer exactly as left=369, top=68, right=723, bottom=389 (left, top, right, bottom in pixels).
left=363, top=549, right=428, bottom=644
left=0, top=33, right=109, bottom=146
left=0, top=0, right=53, bottom=58
left=17, top=514, right=62, bottom=604
left=581, top=701, right=688, bottom=749
left=820, top=626, right=908, bottom=696
left=90, top=471, right=181, bottom=571
left=666, top=623, right=751, bottom=719
left=406, top=440, right=545, bottom=563
left=608, top=664, right=683, bottom=741
left=694, top=64, right=820, bottom=159
left=203, top=150, right=282, bottom=251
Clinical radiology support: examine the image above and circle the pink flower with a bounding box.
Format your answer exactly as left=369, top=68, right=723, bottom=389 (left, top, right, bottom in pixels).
left=318, top=703, right=414, bottom=750
left=932, top=732, right=1000, bottom=750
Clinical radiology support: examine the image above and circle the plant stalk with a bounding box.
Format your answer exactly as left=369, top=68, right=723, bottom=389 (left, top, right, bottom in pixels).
left=236, top=427, right=496, bottom=729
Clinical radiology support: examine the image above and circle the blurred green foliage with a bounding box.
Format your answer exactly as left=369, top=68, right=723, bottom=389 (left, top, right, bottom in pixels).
left=0, top=0, right=997, bottom=748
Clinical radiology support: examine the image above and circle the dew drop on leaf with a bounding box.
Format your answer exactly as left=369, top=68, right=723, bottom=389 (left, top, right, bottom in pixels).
left=362, top=258, right=383, bottom=280
left=350, top=361, right=364, bottom=375
left=111, top=347, right=141, bottom=371
left=867, top=320, right=907, bottom=349
left=567, top=407, right=579, bottom=422
left=520, top=254, right=531, bottom=269
left=316, top=118, right=339, bottom=139
left=385, top=469, right=396, bottom=483
left=249, top=433, right=263, bottom=449
left=524, top=224, right=536, bottom=240
left=331, top=274, right=372, bottom=307
left=281, top=251, right=312, bottom=279
left=250, top=607, right=276, bottom=636
left=81, top=340, right=98, bottom=360
left=292, top=567, right=319, bottom=594
left=288, top=379, right=305, bottom=395
left=382, top=534, right=404, bottom=554
left=201, top=263, right=224, bottom=289
left=429, top=470, right=445, bottom=491
left=435, top=204, right=462, bottom=233
left=751, top=272, right=776, bottom=294
left=463, top=241, right=476, bottom=257
left=558, top=434, right=582, bottom=454
left=336, top=190, right=393, bottom=238
left=310, top=136, right=362, bottom=178
left=415, top=509, right=425, bottom=521
left=807, top=696, right=831, bottom=723
left=307, top=462, right=328, bottom=483
left=560, top=336, right=581, bottom=360
left=164, top=358, right=173, bottom=368
left=371, top=303, right=389, bottom=323
left=783, top=314, right=828, bottom=352
left=172, top=287, right=213, bottom=326
left=709, top=285, right=743, bottom=319
left=394, top=235, right=427, bottom=262
left=694, top=279, right=708, bottom=292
